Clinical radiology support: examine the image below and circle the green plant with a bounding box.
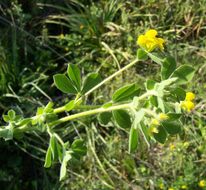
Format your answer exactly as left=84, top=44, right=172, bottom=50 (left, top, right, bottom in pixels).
left=0, top=29, right=196, bottom=186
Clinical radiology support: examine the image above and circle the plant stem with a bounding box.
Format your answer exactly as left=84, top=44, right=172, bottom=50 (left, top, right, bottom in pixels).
left=85, top=58, right=139, bottom=97
left=15, top=89, right=155, bottom=134
left=53, top=58, right=139, bottom=114
left=50, top=90, right=155, bottom=127
left=49, top=103, right=131, bottom=126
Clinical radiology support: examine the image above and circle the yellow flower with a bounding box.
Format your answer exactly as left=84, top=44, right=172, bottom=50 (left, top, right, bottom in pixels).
left=159, top=113, right=169, bottom=121
left=137, top=29, right=165, bottom=52
left=183, top=142, right=189, bottom=148
left=181, top=185, right=188, bottom=189
left=169, top=143, right=175, bottom=151
left=159, top=183, right=164, bottom=189
left=151, top=118, right=160, bottom=126
left=181, top=100, right=195, bottom=112
left=59, top=33, right=65, bottom=39
left=185, top=92, right=195, bottom=101
left=180, top=92, right=196, bottom=112
left=199, top=180, right=206, bottom=188
left=149, top=125, right=159, bottom=133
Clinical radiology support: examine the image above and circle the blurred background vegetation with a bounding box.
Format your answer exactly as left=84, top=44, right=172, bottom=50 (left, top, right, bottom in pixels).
left=0, top=0, right=206, bottom=189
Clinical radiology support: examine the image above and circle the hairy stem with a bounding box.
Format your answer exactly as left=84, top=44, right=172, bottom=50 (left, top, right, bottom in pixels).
left=49, top=103, right=131, bottom=126
left=49, top=90, right=155, bottom=127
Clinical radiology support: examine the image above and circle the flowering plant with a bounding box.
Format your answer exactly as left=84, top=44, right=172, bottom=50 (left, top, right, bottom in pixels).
left=0, top=29, right=196, bottom=180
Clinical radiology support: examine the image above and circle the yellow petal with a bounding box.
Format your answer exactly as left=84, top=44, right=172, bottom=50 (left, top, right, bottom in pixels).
left=185, top=92, right=195, bottom=101
left=199, top=180, right=206, bottom=187
left=159, top=113, right=169, bottom=121
left=156, top=38, right=165, bottom=50
left=137, top=30, right=165, bottom=52
left=151, top=119, right=160, bottom=126
left=145, top=29, right=157, bottom=38
left=137, top=35, right=147, bottom=46
left=149, top=125, right=159, bottom=133
left=181, top=101, right=195, bottom=112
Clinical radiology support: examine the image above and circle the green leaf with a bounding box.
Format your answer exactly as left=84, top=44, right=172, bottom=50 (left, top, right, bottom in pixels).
left=98, top=112, right=112, bottom=126
left=129, top=126, right=138, bottom=153
left=71, top=139, right=87, bottom=159
left=171, top=87, right=186, bottom=101
left=146, top=79, right=156, bottom=90
left=153, top=125, right=167, bottom=144
left=0, top=125, right=14, bottom=141
left=167, top=113, right=182, bottom=121
left=65, top=100, right=75, bottom=111
left=113, top=110, right=131, bottom=129
left=60, top=152, right=72, bottom=181
left=102, top=102, right=113, bottom=109
left=57, top=142, right=63, bottom=163
left=44, top=102, right=54, bottom=113
left=134, top=109, right=145, bottom=128
left=148, top=52, right=163, bottom=65
left=8, top=110, right=16, bottom=120
left=36, top=107, right=44, bottom=115
left=0, top=129, right=9, bottom=139
left=140, top=122, right=150, bottom=145
left=44, top=147, right=52, bottom=168
left=60, top=158, right=67, bottom=181
left=161, top=56, right=176, bottom=80
left=171, top=65, right=195, bottom=85
left=3, top=115, right=10, bottom=122
left=157, top=97, right=165, bottom=112
left=17, top=118, right=32, bottom=126
left=162, top=121, right=181, bottom=135
left=53, top=74, right=77, bottom=94
left=112, top=83, right=140, bottom=103
left=50, top=136, right=59, bottom=160
left=137, top=48, right=148, bottom=60
left=150, top=96, right=158, bottom=107
left=155, top=77, right=177, bottom=95
left=67, top=64, right=81, bottom=91
left=82, top=73, right=102, bottom=94
left=45, top=113, right=58, bottom=123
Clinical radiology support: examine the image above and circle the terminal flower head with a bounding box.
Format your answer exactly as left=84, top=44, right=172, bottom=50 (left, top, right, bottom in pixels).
left=181, top=185, right=188, bottom=189
left=199, top=180, right=206, bottom=188
left=137, top=29, right=165, bottom=52
left=151, top=118, right=160, bottom=126
left=169, top=143, right=175, bottom=151
left=180, top=92, right=196, bottom=112
left=159, top=183, right=164, bottom=189
left=181, top=101, right=195, bottom=112
left=149, top=119, right=159, bottom=134
left=149, top=125, right=159, bottom=133
left=59, top=33, right=65, bottom=39
left=185, top=92, right=195, bottom=101
left=159, top=113, right=169, bottom=121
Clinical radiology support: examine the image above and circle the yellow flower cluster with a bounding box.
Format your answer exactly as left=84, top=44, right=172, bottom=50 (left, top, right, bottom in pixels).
left=199, top=180, right=206, bottom=188
left=150, top=113, right=169, bottom=133
left=137, top=29, right=165, bottom=52
left=165, top=184, right=188, bottom=190
left=59, top=33, right=65, bottom=39
left=168, top=188, right=174, bottom=190
left=181, top=92, right=195, bottom=112
left=181, top=185, right=188, bottom=189
left=159, top=183, right=164, bottom=189
left=169, top=143, right=175, bottom=151
left=159, top=113, right=169, bottom=120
